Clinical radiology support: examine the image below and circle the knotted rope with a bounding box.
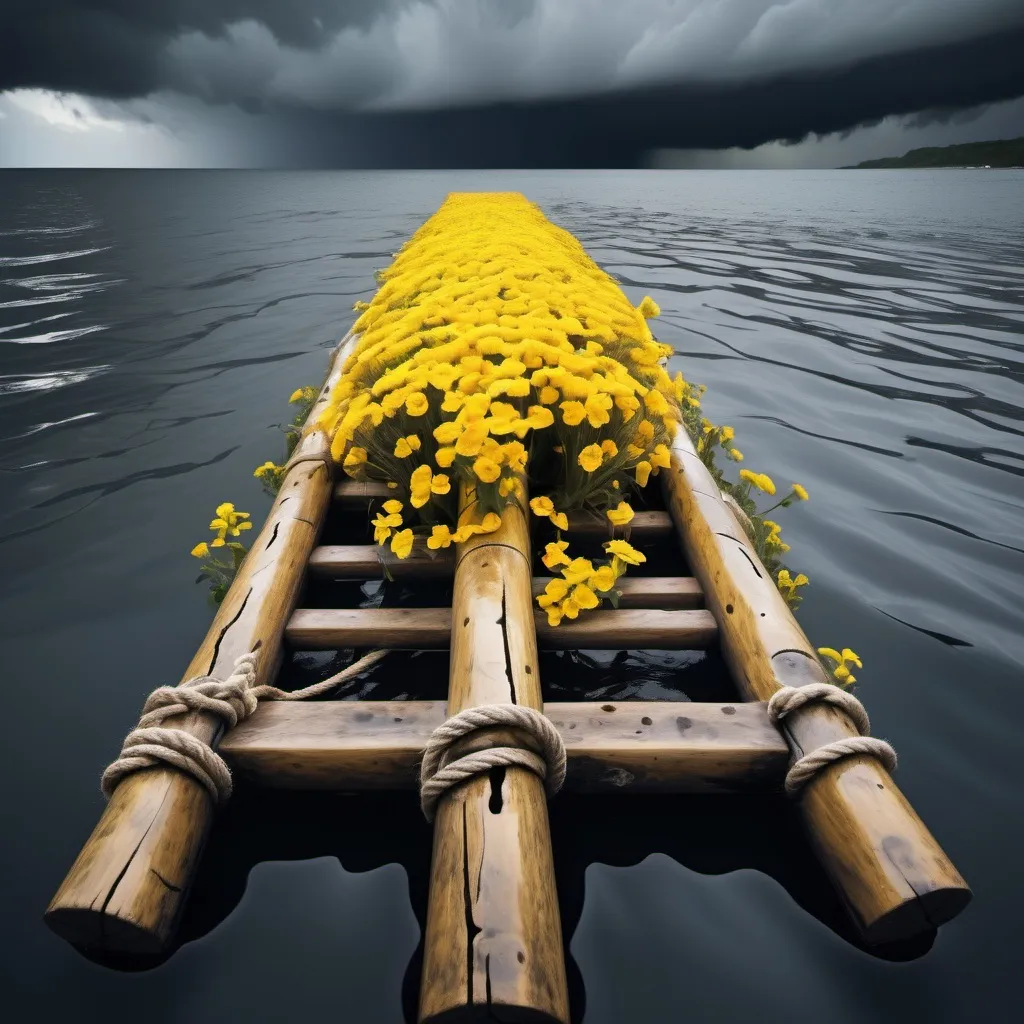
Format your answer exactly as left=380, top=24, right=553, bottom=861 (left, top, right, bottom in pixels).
left=419, top=704, right=567, bottom=822
left=102, top=648, right=389, bottom=804
left=767, top=683, right=897, bottom=796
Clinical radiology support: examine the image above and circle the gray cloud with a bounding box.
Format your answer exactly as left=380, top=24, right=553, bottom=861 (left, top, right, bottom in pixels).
left=3, top=1, right=1024, bottom=165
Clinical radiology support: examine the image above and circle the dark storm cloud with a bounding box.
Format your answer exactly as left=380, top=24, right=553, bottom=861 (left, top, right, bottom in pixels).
left=3, top=1, right=1024, bottom=165
left=268, top=26, right=1024, bottom=167
left=0, top=1, right=388, bottom=97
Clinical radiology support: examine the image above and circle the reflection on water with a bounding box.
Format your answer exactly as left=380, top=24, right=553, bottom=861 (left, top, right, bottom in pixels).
left=1, top=170, right=1022, bottom=1024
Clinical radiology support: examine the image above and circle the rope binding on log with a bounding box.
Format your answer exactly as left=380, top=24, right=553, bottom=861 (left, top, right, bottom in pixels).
left=767, top=683, right=897, bottom=796
left=419, top=704, right=567, bottom=821
left=101, top=648, right=389, bottom=804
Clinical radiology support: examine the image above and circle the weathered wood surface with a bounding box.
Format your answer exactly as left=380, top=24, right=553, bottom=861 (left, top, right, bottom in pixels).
left=221, top=699, right=788, bottom=792
left=419, top=483, right=569, bottom=1024
left=44, top=333, right=357, bottom=956
left=286, top=606, right=717, bottom=650
left=663, top=425, right=971, bottom=943
left=307, top=546, right=704, bottom=608
left=333, top=480, right=672, bottom=539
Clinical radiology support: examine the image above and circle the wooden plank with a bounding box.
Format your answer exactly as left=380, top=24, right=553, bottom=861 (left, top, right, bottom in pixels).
left=332, top=480, right=672, bottom=538
left=419, top=480, right=569, bottom=1024
left=663, top=425, right=971, bottom=944
left=307, top=547, right=703, bottom=609
left=285, top=607, right=718, bottom=650
left=45, top=332, right=359, bottom=957
left=221, top=700, right=789, bottom=793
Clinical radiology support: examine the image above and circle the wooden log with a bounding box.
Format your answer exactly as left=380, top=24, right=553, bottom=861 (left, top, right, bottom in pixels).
left=662, top=426, right=971, bottom=943
left=44, top=333, right=357, bottom=956
left=285, top=606, right=718, bottom=650
left=307, top=546, right=704, bottom=608
left=419, top=484, right=569, bottom=1024
left=332, top=480, right=672, bottom=538
left=219, top=699, right=790, bottom=793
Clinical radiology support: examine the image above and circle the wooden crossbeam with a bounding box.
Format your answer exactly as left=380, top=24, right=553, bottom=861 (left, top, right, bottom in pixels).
left=285, top=607, right=718, bottom=650
left=220, top=699, right=788, bottom=793
left=307, top=546, right=704, bottom=609
left=332, top=480, right=673, bottom=538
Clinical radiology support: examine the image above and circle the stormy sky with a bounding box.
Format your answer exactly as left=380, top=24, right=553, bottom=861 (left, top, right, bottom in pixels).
left=1, top=0, right=1023, bottom=167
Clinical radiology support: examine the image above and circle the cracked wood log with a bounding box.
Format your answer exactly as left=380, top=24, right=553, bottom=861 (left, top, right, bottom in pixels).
left=419, top=483, right=569, bottom=1024
left=663, top=425, right=971, bottom=944
left=220, top=699, right=790, bottom=792
left=44, top=333, right=355, bottom=957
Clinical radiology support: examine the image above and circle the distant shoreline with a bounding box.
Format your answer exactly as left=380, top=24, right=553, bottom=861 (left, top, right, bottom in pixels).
left=843, top=136, right=1024, bottom=169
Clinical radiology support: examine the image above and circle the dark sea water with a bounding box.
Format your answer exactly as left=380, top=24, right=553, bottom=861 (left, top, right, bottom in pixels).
left=2, top=170, right=1023, bottom=1023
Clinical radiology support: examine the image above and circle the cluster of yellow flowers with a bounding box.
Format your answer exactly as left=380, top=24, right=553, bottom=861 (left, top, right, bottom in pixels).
left=317, top=192, right=697, bottom=617
left=190, top=502, right=252, bottom=556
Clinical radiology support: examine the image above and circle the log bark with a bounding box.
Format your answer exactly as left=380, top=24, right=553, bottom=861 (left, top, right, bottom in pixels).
left=220, top=699, right=788, bottom=792
left=663, top=425, right=971, bottom=943
left=44, top=333, right=356, bottom=956
left=419, top=484, right=570, bottom=1024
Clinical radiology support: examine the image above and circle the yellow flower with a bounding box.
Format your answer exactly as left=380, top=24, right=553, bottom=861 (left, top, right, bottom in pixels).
left=635, top=420, right=655, bottom=445
left=499, top=475, right=524, bottom=499
left=427, top=525, right=455, bottom=549
left=405, top=392, right=429, bottom=416
left=584, top=392, right=613, bottom=427
left=740, top=469, right=776, bottom=495
left=394, top=435, right=421, bottom=458
left=343, top=446, right=368, bottom=471
left=572, top=583, right=600, bottom=610
left=637, top=296, right=661, bottom=318
left=542, top=540, right=571, bottom=570
left=606, top=501, right=634, bottom=526
left=600, top=439, right=619, bottom=458
left=433, top=421, right=461, bottom=445
left=793, top=483, right=809, bottom=501
left=604, top=539, right=646, bottom=566
left=209, top=503, right=252, bottom=544
left=431, top=473, right=451, bottom=495
left=372, top=511, right=401, bottom=544
left=383, top=499, right=403, bottom=516
left=473, top=455, right=501, bottom=483
left=729, top=449, right=744, bottom=462
left=777, top=569, right=809, bottom=597
left=190, top=542, right=210, bottom=559
left=842, top=648, right=862, bottom=668
left=523, top=405, right=554, bottom=431
left=635, top=461, right=652, bottom=487
left=502, top=441, right=528, bottom=473
left=435, top=446, right=456, bottom=467
left=721, top=426, right=735, bottom=443
left=530, top=495, right=555, bottom=518
left=289, top=386, right=316, bottom=404
left=590, top=564, right=616, bottom=592
left=818, top=646, right=861, bottom=687
left=539, top=386, right=559, bottom=405
left=289, top=388, right=306, bottom=403
left=455, top=421, right=488, bottom=457
left=562, top=557, right=595, bottom=586
left=410, top=464, right=433, bottom=508
left=578, top=444, right=604, bottom=472
left=537, top=577, right=569, bottom=610
left=391, top=528, right=413, bottom=559
left=253, top=460, right=281, bottom=480
left=560, top=596, right=581, bottom=620
left=560, top=400, right=586, bottom=426
left=550, top=511, right=568, bottom=531
left=649, top=444, right=671, bottom=470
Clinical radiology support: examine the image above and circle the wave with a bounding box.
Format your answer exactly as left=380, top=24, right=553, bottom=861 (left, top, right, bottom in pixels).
left=0, top=247, right=109, bottom=267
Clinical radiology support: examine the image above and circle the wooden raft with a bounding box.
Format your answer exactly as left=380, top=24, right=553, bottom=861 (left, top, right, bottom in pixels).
left=46, top=333, right=970, bottom=1023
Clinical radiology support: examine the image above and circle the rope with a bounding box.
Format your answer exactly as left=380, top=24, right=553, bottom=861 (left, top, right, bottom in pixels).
left=101, top=648, right=389, bottom=804
left=419, top=704, right=567, bottom=822
left=767, top=683, right=897, bottom=796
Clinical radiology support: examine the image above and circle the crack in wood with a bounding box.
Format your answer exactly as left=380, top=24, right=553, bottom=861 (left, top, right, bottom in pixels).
left=462, top=804, right=482, bottom=1008
left=498, top=580, right=517, bottom=705
left=207, top=587, right=252, bottom=675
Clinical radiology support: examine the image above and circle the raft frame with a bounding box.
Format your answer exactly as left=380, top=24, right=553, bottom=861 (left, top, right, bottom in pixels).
left=46, top=330, right=970, bottom=1023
